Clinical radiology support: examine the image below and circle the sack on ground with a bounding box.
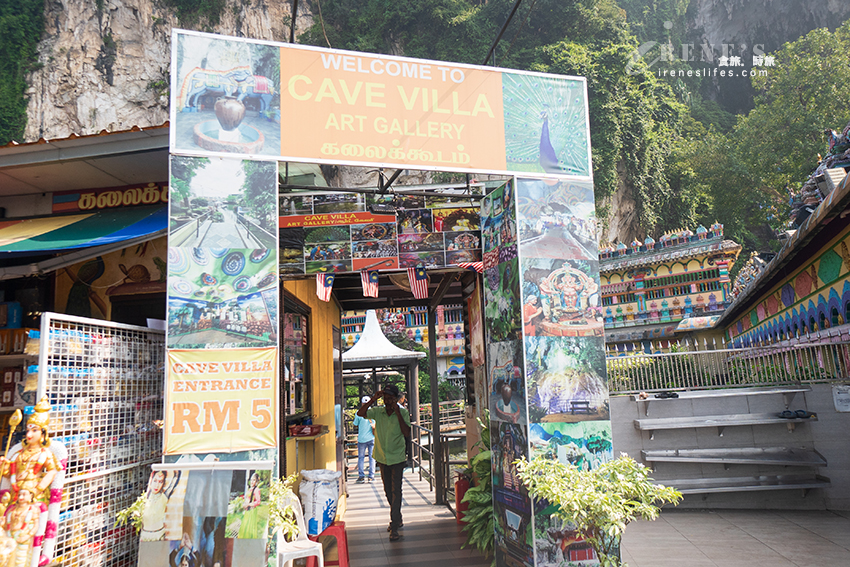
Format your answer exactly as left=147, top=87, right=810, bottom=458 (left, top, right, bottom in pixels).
left=299, top=469, right=342, bottom=535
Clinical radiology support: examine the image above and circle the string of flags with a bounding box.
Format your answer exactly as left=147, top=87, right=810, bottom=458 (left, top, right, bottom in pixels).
left=315, top=265, right=437, bottom=301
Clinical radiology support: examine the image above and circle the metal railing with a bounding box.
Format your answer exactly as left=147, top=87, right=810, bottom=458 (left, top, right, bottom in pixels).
left=418, top=400, right=466, bottom=431
left=411, top=422, right=436, bottom=489
left=440, top=432, right=467, bottom=516
left=607, top=340, right=850, bottom=394
left=409, top=399, right=468, bottom=510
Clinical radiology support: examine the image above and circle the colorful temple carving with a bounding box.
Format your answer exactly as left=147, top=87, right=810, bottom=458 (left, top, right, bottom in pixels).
left=722, top=122, right=850, bottom=348
left=599, top=225, right=742, bottom=352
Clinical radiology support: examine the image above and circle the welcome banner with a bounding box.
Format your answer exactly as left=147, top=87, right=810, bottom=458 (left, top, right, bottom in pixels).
left=170, top=29, right=592, bottom=179
left=165, top=347, right=278, bottom=455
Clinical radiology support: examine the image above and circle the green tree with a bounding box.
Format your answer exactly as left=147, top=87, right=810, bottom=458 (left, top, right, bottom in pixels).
left=736, top=22, right=850, bottom=197
left=0, top=0, right=44, bottom=145
left=170, top=155, right=210, bottom=209
left=242, top=160, right=277, bottom=226
left=301, top=0, right=690, bottom=237
left=668, top=21, right=850, bottom=257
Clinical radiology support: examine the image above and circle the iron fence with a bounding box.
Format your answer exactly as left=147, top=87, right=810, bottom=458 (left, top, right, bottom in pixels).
left=607, top=339, right=850, bottom=394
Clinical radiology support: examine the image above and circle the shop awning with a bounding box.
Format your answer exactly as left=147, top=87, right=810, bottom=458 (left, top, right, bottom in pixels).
left=0, top=205, right=166, bottom=254
left=0, top=205, right=167, bottom=281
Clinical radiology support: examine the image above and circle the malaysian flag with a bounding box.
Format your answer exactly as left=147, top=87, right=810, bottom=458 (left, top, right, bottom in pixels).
left=361, top=270, right=380, bottom=298
left=316, top=273, right=335, bottom=302
left=407, top=266, right=429, bottom=299
left=457, top=262, right=484, bottom=273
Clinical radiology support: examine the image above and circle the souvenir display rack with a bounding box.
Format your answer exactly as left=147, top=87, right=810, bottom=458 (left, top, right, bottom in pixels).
left=36, top=312, right=164, bottom=567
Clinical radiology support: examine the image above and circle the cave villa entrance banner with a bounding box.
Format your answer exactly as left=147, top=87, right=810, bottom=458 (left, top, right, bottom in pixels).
left=169, top=30, right=592, bottom=179
left=165, top=347, right=277, bottom=454
left=169, top=29, right=610, bottom=567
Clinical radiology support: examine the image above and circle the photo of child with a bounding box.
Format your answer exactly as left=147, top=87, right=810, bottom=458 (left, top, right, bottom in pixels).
left=141, top=470, right=183, bottom=541
left=226, top=470, right=271, bottom=539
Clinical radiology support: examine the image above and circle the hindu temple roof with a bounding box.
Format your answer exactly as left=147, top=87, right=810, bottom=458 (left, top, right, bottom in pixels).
left=342, top=309, right=425, bottom=369
left=720, top=168, right=850, bottom=325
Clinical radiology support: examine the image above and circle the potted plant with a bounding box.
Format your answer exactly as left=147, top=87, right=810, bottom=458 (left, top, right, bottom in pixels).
left=515, top=454, right=682, bottom=567
left=268, top=472, right=300, bottom=541
left=115, top=492, right=148, bottom=534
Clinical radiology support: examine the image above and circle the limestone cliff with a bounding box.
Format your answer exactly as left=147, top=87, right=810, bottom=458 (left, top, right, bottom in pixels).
left=690, top=0, right=850, bottom=52
left=24, top=0, right=312, bottom=141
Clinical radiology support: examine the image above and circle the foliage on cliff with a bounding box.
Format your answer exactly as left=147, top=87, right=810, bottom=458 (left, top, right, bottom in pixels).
left=300, top=0, right=693, bottom=237
left=0, top=0, right=44, bottom=145
left=669, top=20, right=850, bottom=255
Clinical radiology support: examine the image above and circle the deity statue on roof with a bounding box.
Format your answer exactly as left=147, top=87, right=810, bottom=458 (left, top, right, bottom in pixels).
left=0, top=398, right=67, bottom=567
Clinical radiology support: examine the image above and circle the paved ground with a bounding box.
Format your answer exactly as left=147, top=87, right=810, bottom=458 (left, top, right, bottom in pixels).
left=621, top=508, right=850, bottom=567
left=341, top=466, right=850, bottom=567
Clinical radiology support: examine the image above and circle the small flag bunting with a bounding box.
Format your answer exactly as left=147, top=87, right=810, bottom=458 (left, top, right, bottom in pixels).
left=408, top=266, right=429, bottom=299
left=361, top=270, right=380, bottom=298
left=316, top=273, right=335, bottom=302
left=457, top=262, right=484, bottom=273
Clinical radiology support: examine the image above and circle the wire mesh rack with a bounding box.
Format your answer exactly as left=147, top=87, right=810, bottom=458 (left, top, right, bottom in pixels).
left=37, top=312, right=165, bottom=567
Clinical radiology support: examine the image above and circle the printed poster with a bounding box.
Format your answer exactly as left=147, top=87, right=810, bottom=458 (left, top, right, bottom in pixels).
left=165, top=348, right=278, bottom=454
left=138, top=462, right=273, bottom=567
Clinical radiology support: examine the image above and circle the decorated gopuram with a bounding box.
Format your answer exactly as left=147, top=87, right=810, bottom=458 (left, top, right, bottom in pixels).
left=599, top=225, right=742, bottom=353
left=721, top=121, right=850, bottom=347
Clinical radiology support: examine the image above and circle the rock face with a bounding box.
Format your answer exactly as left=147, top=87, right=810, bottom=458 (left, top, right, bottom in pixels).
left=24, top=0, right=312, bottom=141
left=690, top=0, right=850, bottom=52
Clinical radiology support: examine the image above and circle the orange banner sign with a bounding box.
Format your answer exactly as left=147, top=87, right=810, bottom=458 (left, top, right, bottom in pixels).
left=165, top=347, right=278, bottom=454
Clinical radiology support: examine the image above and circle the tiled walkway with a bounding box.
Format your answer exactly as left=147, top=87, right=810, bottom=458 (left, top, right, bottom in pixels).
left=621, top=509, right=850, bottom=567
left=342, top=467, right=850, bottom=567
left=343, top=470, right=491, bottom=567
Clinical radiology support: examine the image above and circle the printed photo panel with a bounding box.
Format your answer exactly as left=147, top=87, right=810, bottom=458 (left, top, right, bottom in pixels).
left=521, top=258, right=602, bottom=338
left=226, top=469, right=272, bottom=538
left=169, top=157, right=278, bottom=250
left=533, top=497, right=599, bottom=567
left=493, top=488, right=535, bottom=567
left=167, top=274, right=278, bottom=350
left=491, top=421, right=534, bottom=567
left=528, top=421, right=613, bottom=470
left=484, top=258, right=521, bottom=344
left=141, top=469, right=189, bottom=542
left=517, top=178, right=597, bottom=261
left=488, top=340, right=526, bottom=425
left=503, top=74, right=591, bottom=178
left=525, top=336, right=609, bottom=423
left=172, top=33, right=281, bottom=157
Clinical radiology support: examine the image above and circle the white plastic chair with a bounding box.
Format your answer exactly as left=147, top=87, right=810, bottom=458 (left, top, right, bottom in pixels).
left=278, top=494, right=324, bottom=567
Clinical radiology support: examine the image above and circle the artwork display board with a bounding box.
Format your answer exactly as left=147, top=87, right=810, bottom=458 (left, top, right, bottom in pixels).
left=137, top=461, right=274, bottom=567
left=482, top=179, right=612, bottom=567
left=36, top=312, right=165, bottom=567
left=169, top=28, right=606, bottom=567
left=279, top=192, right=482, bottom=274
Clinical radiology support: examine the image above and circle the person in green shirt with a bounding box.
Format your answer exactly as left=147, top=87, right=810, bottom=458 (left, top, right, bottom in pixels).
left=358, top=383, right=410, bottom=541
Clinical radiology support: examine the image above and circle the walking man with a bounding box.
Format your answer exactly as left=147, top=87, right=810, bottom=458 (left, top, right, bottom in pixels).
left=358, top=384, right=410, bottom=541
left=352, top=396, right=375, bottom=483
